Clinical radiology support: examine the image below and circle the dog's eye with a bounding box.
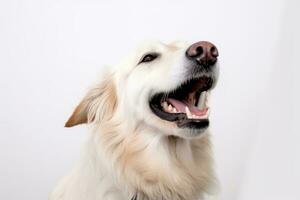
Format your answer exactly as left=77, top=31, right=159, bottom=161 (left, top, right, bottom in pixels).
left=139, top=53, right=159, bottom=64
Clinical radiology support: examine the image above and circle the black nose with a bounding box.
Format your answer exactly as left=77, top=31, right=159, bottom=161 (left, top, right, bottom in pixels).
left=186, top=41, right=219, bottom=67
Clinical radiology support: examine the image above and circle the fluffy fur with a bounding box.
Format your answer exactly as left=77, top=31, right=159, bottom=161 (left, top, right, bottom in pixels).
left=50, top=41, right=218, bottom=200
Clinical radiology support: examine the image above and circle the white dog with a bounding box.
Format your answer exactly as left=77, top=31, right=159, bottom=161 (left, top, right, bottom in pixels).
left=50, top=40, right=219, bottom=200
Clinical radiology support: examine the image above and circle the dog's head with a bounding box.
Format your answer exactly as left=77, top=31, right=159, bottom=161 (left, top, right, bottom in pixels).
left=65, top=40, right=219, bottom=139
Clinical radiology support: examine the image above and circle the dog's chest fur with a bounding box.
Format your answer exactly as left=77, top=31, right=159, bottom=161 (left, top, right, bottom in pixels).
left=50, top=122, right=215, bottom=200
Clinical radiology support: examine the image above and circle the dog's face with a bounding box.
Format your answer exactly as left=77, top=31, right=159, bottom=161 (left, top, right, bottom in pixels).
left=66, top=40, right=219, bottom=139
left=115, top=40, right=219, bottom=138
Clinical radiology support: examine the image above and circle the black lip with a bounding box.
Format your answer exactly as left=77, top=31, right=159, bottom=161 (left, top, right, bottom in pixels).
left=149, top=76, right=213, bottom=129
left=177, top=119, right=209, bottom=129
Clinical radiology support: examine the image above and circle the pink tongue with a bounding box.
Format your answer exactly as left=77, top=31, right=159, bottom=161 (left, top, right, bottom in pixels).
left=167, top=98, right=208, bottom=116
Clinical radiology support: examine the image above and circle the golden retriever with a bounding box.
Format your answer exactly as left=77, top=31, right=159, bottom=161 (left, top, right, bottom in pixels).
left=50, top=40, right=219, bottom=200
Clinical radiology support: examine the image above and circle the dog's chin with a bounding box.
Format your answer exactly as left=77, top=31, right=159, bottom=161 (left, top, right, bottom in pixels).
left=176, top=126, right=209, bottom=139
left=149, top=75, right=214, bottom=136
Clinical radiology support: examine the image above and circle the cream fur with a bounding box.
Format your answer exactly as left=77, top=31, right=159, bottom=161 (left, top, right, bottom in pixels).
left=50, top=41, right=219, bottom=200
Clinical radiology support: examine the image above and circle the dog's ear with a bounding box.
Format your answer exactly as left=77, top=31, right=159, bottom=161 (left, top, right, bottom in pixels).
left=65, top=76, right=117, bottom=127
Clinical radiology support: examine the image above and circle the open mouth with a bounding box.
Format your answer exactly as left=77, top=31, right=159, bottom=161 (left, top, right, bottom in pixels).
left=149, top=76, right=213, bottom=129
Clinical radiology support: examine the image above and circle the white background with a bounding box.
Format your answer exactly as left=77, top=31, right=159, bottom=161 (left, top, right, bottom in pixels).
left=0, top=0, right=299, bottom=199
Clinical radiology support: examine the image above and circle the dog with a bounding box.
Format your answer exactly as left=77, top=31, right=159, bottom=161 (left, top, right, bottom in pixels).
left=50, top=40, right=219, bottom=200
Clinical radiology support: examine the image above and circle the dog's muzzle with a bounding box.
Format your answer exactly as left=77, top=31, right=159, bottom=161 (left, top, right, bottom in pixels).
left=149, top=41, right=219, bottom=132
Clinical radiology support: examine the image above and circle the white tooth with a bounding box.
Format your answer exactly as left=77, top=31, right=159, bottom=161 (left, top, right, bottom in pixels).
left=205, top=92, right=210, bottom=107
left=198, top=91, right=207, bottom=110
left=168, top=104, right=173, bottom=111
left=185, top=106, right=192, bottom=119
left=172, top=108, right=177, bottom=113
left=162, top=101, right=168, bottom=110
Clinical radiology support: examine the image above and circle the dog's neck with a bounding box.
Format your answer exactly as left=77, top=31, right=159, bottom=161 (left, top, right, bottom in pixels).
left=90, top=117, right=215, bottom=200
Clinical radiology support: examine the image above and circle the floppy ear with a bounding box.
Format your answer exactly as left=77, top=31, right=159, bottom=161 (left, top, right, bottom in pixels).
left=65, top=76, right=117, bottom=127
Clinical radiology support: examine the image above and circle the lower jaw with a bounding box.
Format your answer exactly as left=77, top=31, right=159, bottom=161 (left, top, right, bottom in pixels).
left=175, top=123, right=210, bottom=138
